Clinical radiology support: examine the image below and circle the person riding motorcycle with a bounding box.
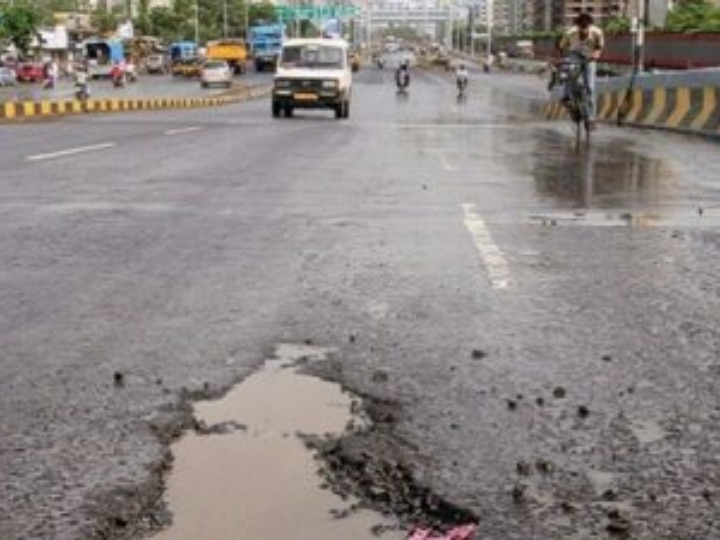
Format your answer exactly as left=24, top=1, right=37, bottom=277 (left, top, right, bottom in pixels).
left=111, top=62, right=126, bottom=88
left=455, top=63, right=469, bottom=93
left=395, top=60, right=410, bottom=90
left=73, top=66, right=90, bottom=100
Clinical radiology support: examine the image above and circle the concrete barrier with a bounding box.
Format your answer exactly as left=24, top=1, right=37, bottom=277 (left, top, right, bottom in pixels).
left=544, top=70, right=720, bottom=138
left=0, top=84, right=271, bottom=123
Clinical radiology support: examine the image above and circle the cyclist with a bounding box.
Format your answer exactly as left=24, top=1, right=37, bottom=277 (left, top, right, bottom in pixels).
left=557, top=12, right=605, bottom=124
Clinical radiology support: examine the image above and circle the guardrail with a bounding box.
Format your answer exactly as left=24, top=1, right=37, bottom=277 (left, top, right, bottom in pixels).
left=0, top=84, right=271, bottom=123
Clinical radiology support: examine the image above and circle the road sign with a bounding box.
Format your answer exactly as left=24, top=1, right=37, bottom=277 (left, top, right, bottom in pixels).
left=276, top=4, right=362, bottom=22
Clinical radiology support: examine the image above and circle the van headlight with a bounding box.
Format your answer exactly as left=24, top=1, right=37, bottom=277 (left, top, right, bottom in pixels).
left=274, top=79, right=291, bottom=88
left=322, top=79, right=338, bottom=89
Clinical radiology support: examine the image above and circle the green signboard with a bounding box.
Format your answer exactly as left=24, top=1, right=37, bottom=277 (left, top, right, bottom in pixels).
left=276, top=4, right=362, bottom=21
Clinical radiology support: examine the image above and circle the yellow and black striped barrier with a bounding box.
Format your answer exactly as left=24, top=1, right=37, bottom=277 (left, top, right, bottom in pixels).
left=544, top=85, right=720, bottom=138
left=0, top=85, right=270, bottom=123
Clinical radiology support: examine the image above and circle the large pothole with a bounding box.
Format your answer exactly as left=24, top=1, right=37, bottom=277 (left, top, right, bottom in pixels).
left=152, top=344, right=407, bottom=540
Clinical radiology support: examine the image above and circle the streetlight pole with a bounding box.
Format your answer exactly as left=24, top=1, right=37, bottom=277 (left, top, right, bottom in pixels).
left=486, top=0, right=493, bottom=59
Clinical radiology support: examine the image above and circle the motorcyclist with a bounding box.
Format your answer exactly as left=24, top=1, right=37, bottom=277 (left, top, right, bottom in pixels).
left=455, top=63, right=469, bottom=92
left=111, top=62, right=125, bottom=87
left=73, top=65, right=89, bottom=100
left=395, top=60, right=410, bottom=89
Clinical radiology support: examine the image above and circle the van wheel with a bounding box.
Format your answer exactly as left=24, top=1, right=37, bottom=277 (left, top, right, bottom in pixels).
left=284, top=105, right=293, bottom=118
left=335, top=100, right=349, bottom=119
left=272, top=101, right=281, bottom=118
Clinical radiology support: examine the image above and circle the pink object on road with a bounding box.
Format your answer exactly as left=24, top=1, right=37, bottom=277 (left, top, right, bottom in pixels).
left=407, top=524, right=477, bottom=540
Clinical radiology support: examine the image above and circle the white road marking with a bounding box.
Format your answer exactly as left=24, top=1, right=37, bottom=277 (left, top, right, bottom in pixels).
left=164, top=126, right=203, bottom=136
left=461, top=203, right=511, bottom=289
left=27, top=142, right=116, bottom=162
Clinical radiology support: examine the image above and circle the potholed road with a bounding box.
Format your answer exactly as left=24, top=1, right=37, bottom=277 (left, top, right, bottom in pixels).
left=2, top=66, right=720, bottom=539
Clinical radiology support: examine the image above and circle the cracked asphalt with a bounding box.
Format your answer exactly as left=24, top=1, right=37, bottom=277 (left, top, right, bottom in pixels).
left=2, top=64, right=720, bottom=539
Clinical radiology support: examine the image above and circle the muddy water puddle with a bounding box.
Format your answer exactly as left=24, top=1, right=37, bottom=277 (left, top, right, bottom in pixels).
left=153, top=344, right=404, bottom=540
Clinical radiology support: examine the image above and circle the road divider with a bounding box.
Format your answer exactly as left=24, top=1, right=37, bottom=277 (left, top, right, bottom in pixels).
left=1, top=85, right=271, bottom=123
left=544, top=72, right=720, bottom=138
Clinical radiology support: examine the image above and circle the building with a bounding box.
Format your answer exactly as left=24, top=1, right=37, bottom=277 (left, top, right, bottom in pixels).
left=471, top=0, right=535, bottom=34
left=531, top=0, right=630, bottom=31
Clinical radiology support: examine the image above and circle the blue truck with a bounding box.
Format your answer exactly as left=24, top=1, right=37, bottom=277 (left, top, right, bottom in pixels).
left=169, top=41, right=198, bottom=63
left=249, top=24, right=285, bottom=72
left=83, top=38, right=124, bottom=79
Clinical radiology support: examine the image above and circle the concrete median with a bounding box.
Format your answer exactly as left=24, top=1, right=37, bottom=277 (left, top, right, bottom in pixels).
left=544, top=70, right=720, bottom=138
left=0, top=84, right=271, bottom=122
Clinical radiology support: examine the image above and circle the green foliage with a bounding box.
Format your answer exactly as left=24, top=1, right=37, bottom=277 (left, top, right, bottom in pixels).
left=135, top=0, right=151, bottom=36
left=0, top=3, right=44, bottom=53
left=249, top=1, right=276, bottom=27
left=666, top=0, right=720, bottom=31
left=136, top=0, right=277, bottom=42
left=92, top=8, right=119, bottom=34
left=380, top=25, right=422, bottom=42
left=603, top=15, right=631, bottom=35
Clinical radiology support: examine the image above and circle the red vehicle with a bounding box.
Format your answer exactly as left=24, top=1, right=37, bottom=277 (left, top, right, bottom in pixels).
left=16, top=62, right=45, bottom=83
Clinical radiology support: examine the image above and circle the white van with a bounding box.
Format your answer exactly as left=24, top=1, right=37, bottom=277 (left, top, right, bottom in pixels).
left=271, top=38, right=352, bottom=120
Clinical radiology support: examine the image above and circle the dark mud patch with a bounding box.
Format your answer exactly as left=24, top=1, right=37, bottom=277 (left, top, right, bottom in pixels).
left=300, top=361, right=480, bottom=534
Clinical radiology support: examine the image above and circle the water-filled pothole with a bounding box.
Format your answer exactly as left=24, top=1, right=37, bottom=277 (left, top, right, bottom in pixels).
left=153, top=344, right=405, bottom=540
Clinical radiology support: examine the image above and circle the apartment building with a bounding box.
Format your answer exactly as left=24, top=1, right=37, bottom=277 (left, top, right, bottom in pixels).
left=531, top=0, right=629, bottom=31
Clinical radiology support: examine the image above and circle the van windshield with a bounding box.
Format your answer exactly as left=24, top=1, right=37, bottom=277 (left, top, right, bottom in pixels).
left=280, top=45, right=344, bottom=69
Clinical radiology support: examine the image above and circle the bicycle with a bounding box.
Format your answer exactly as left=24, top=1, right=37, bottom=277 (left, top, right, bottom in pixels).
left=556, top=52, right=593, bottom=146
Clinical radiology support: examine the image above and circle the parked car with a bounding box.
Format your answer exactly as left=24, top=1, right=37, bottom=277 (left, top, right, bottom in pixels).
left=200, top=60, right=232, bottom=88
left=146, top=54, right=167, bottom=74
left=0, top=66, right=18, bottom=86
left=16, top=62, right=44, bottom=83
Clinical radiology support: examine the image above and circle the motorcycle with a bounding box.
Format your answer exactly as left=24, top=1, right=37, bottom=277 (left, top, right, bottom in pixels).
left=74, top=83, right=90, bottom=101
left=456, top=75, right=468, bottom=99
left=112, top=72, right=126, bottom=88
left=396, top=70, right=410, bottom=95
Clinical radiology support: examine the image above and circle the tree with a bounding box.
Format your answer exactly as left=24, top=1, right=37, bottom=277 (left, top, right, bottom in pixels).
left=666, top=0, right=720, bottom=31
left=603, top=15, right=631, bottom=35
left=0, top=3, right=43, bottom=54
left=135, top=0, right=151, bottom=36
left=249, top=1, right=276, bottom=26
left=92, top=8, right=119, bottom=35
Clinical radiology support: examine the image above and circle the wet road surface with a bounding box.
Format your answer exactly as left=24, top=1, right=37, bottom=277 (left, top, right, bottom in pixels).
left=2, top=66, right=720, bottom=539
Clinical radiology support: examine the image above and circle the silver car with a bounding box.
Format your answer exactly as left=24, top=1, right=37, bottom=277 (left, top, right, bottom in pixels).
left=200, top=60, right=232, bottom=89
left=0, top=66, right=17, bottom=86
